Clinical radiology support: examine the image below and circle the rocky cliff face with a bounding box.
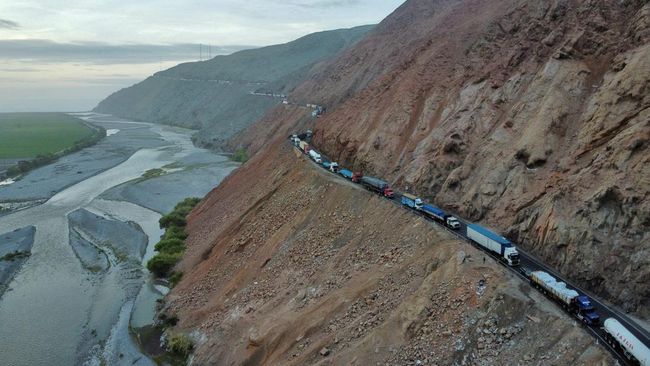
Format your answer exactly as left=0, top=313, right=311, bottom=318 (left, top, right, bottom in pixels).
left=161, top=0, right=648, bottom=362
left=93, top=26, right=372, bottom=149
left=166, top=141, right=612, bottom=365
left=290, top=0, right=649, bottom=317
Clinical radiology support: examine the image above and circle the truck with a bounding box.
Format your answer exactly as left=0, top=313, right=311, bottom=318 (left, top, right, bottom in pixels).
left=299, top=141, right=309, bottom=153
left=401, top=193, right=423, bottom=210
left=466, top=223, right=520, bottom=266
left=339, top=169, right=353, bottom=179
left=530, top=271, right=600, bottom=326
left=602, top=318, right=650, bottom=366
left=421, top=205, right=461, bottom=229
left=328, top=162, right=339, bottom=173
left=309, top=149, right=322, bottom=163
left=360, top=176, right=394, bottom=198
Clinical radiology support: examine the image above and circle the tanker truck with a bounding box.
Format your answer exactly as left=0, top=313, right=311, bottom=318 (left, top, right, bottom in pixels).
left=602, top=317, right=650, bottom=366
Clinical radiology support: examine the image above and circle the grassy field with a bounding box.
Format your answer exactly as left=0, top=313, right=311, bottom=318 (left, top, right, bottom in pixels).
left=0, top=113, right=96, bottom=159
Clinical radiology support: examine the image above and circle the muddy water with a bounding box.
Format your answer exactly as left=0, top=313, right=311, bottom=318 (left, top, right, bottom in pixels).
left=0, top=115, right=236, bottom=365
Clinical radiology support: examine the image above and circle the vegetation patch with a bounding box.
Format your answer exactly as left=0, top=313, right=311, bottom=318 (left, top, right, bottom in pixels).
left=1, top=113, right=106, bottom=178
left=147, top=197, right=201, bottom=279
left=0, top=250, right=30, bottom=261
left=230, top=147, right=249, bottom=163
left=141, top=168, right=165, bottom=180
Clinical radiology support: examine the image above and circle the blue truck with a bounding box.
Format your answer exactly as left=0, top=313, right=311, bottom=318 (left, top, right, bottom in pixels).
left=421, top=204, right=461, bottom=229
left=467, top=223, right=520, bottom=266
left=530, top=271, right=600, bottom=325
left=339, top=169, right=353, bottom=179
left=401, top=193, right=423, bottom=210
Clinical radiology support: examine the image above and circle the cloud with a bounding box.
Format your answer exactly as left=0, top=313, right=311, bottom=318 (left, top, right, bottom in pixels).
left=0, top=39, right=251, bottom=64
left=288, top=0, right=362, bottom=9
left=0, top=18, right=20, bottom=29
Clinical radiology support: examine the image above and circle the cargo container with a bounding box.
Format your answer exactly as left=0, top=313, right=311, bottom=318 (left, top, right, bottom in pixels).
left=360, top=176, right=394, bottom=198
left=339, top=169, right=353, bottom=179
left=309, top=150, right=322, bottom=163
left=602, top=318, right=650, bottom=366
left=530, top=271, right=600, bottom=325
left=299, top=141, right=309, bottom=153
left=401, top=193, right=423, bottom=210
left=467, top=224, right=520, bottom=266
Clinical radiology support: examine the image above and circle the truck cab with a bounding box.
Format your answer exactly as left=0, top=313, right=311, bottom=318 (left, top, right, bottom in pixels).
left=383, top=186, right=395, bottom=198
left=329, top=162, right=339, bottom=173
left=401, top=194, right=423, bottom=210
left=351, top=172, right=363, bottom=183
left=574, top=296, right=600, bottom=325
left=445, top=216, right=460, bottom=229
left=503, top=247, right=520, bottom=266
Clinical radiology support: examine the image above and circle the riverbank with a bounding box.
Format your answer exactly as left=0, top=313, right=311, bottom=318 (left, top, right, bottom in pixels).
left=0, top=114, right=238, bottom=366
left=0, top=226, right=35, bottom=297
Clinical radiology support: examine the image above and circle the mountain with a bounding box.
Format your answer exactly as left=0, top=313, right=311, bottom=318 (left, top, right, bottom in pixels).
left=158, top=0, right=649, bottom=363
left=234, top=0, right=650, bottom=316
left=93, top=25, right=373, bottom=149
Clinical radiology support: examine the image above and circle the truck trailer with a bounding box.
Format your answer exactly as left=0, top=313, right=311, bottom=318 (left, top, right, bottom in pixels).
left=530, top=271, right=600, bottom=325
left=299, top=141, right=309, bottom=153
left=602, top=318, right=650, bottom=366
left=421, top=205, right=461, bottom=229
left=339, top=169, right=353, bottom=179
left=401, top=193, right=423, bottom=210
left=360, top=176, right=394, bottom=198
left=466, top=223, right=520, bottom=266
left=309, top=150, right=322, bottom=163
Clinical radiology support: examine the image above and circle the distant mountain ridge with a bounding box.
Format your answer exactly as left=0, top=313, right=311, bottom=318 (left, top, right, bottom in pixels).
left=94, top=25, right=373, bottom=149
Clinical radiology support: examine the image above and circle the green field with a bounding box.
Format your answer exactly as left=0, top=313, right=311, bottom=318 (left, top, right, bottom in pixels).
left=0, top=113, right=96, bottom=159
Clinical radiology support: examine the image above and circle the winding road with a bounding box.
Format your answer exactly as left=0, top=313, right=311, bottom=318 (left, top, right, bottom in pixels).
left=293, top=136, right=650, bottom=366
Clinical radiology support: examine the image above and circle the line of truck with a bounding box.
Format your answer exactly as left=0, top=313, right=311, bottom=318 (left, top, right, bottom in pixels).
left=289, top=134, right=649, bottom=366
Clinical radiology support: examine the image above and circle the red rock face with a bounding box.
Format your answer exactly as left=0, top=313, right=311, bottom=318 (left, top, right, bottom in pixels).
left=235, top=0, right=649, bottom=316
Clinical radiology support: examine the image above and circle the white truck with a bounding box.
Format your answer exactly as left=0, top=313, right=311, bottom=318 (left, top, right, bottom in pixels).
left=602, top=318, right=650, bottom=366
left=309, top=149, right=322, bottom=164
left=467, top=223, right=520, bottom=266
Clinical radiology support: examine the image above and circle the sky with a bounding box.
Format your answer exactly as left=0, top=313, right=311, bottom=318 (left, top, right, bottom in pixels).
left=0, top=0, right=405, bottom=112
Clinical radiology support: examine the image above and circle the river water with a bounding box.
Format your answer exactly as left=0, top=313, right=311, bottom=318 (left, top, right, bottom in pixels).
left=0, top=114, right=236, bottom=365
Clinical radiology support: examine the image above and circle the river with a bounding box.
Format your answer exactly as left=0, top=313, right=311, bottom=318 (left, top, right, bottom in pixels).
left=0, top=114, right=237, bottom=365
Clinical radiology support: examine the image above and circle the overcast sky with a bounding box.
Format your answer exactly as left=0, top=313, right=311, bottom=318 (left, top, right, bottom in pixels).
left=0, top=0, right=404, bottom=112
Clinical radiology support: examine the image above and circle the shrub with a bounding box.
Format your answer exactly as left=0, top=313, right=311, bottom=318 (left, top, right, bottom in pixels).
left=231, top=148, right=248, bottom=163
left=167, top=333, right=193, bottom=358
left=163, top=226, right=188, bottom=241
left=169, top=272, right=183, bottom=287
left=159, top=212, right=187, bottom=229
left=154, top=239, right=185, bottom=254
left=147, top=252, right=182, bottom=277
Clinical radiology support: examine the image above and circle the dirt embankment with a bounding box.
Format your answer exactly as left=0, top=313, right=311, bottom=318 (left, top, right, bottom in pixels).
left=165, top=141, right=612, bottom=365
left=231, top=0, right=650, bottom=317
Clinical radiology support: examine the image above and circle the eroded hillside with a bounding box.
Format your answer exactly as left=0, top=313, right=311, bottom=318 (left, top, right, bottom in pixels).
left=165, top=141, right=612, bottom=365
left=241, top=0, right=649, bottom=317
left=94, top=26, right=372, bottom=149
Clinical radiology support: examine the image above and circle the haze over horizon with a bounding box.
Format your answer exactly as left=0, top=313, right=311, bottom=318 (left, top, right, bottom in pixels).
left=0, top=0, right=404, bottom=112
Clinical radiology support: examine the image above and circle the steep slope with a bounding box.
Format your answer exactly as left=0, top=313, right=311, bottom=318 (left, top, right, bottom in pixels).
left=93, top=26, right=372, bottom=149
left=235, top=0, right=648, bottom=318
left=165, top=139, right=612, bottom=365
